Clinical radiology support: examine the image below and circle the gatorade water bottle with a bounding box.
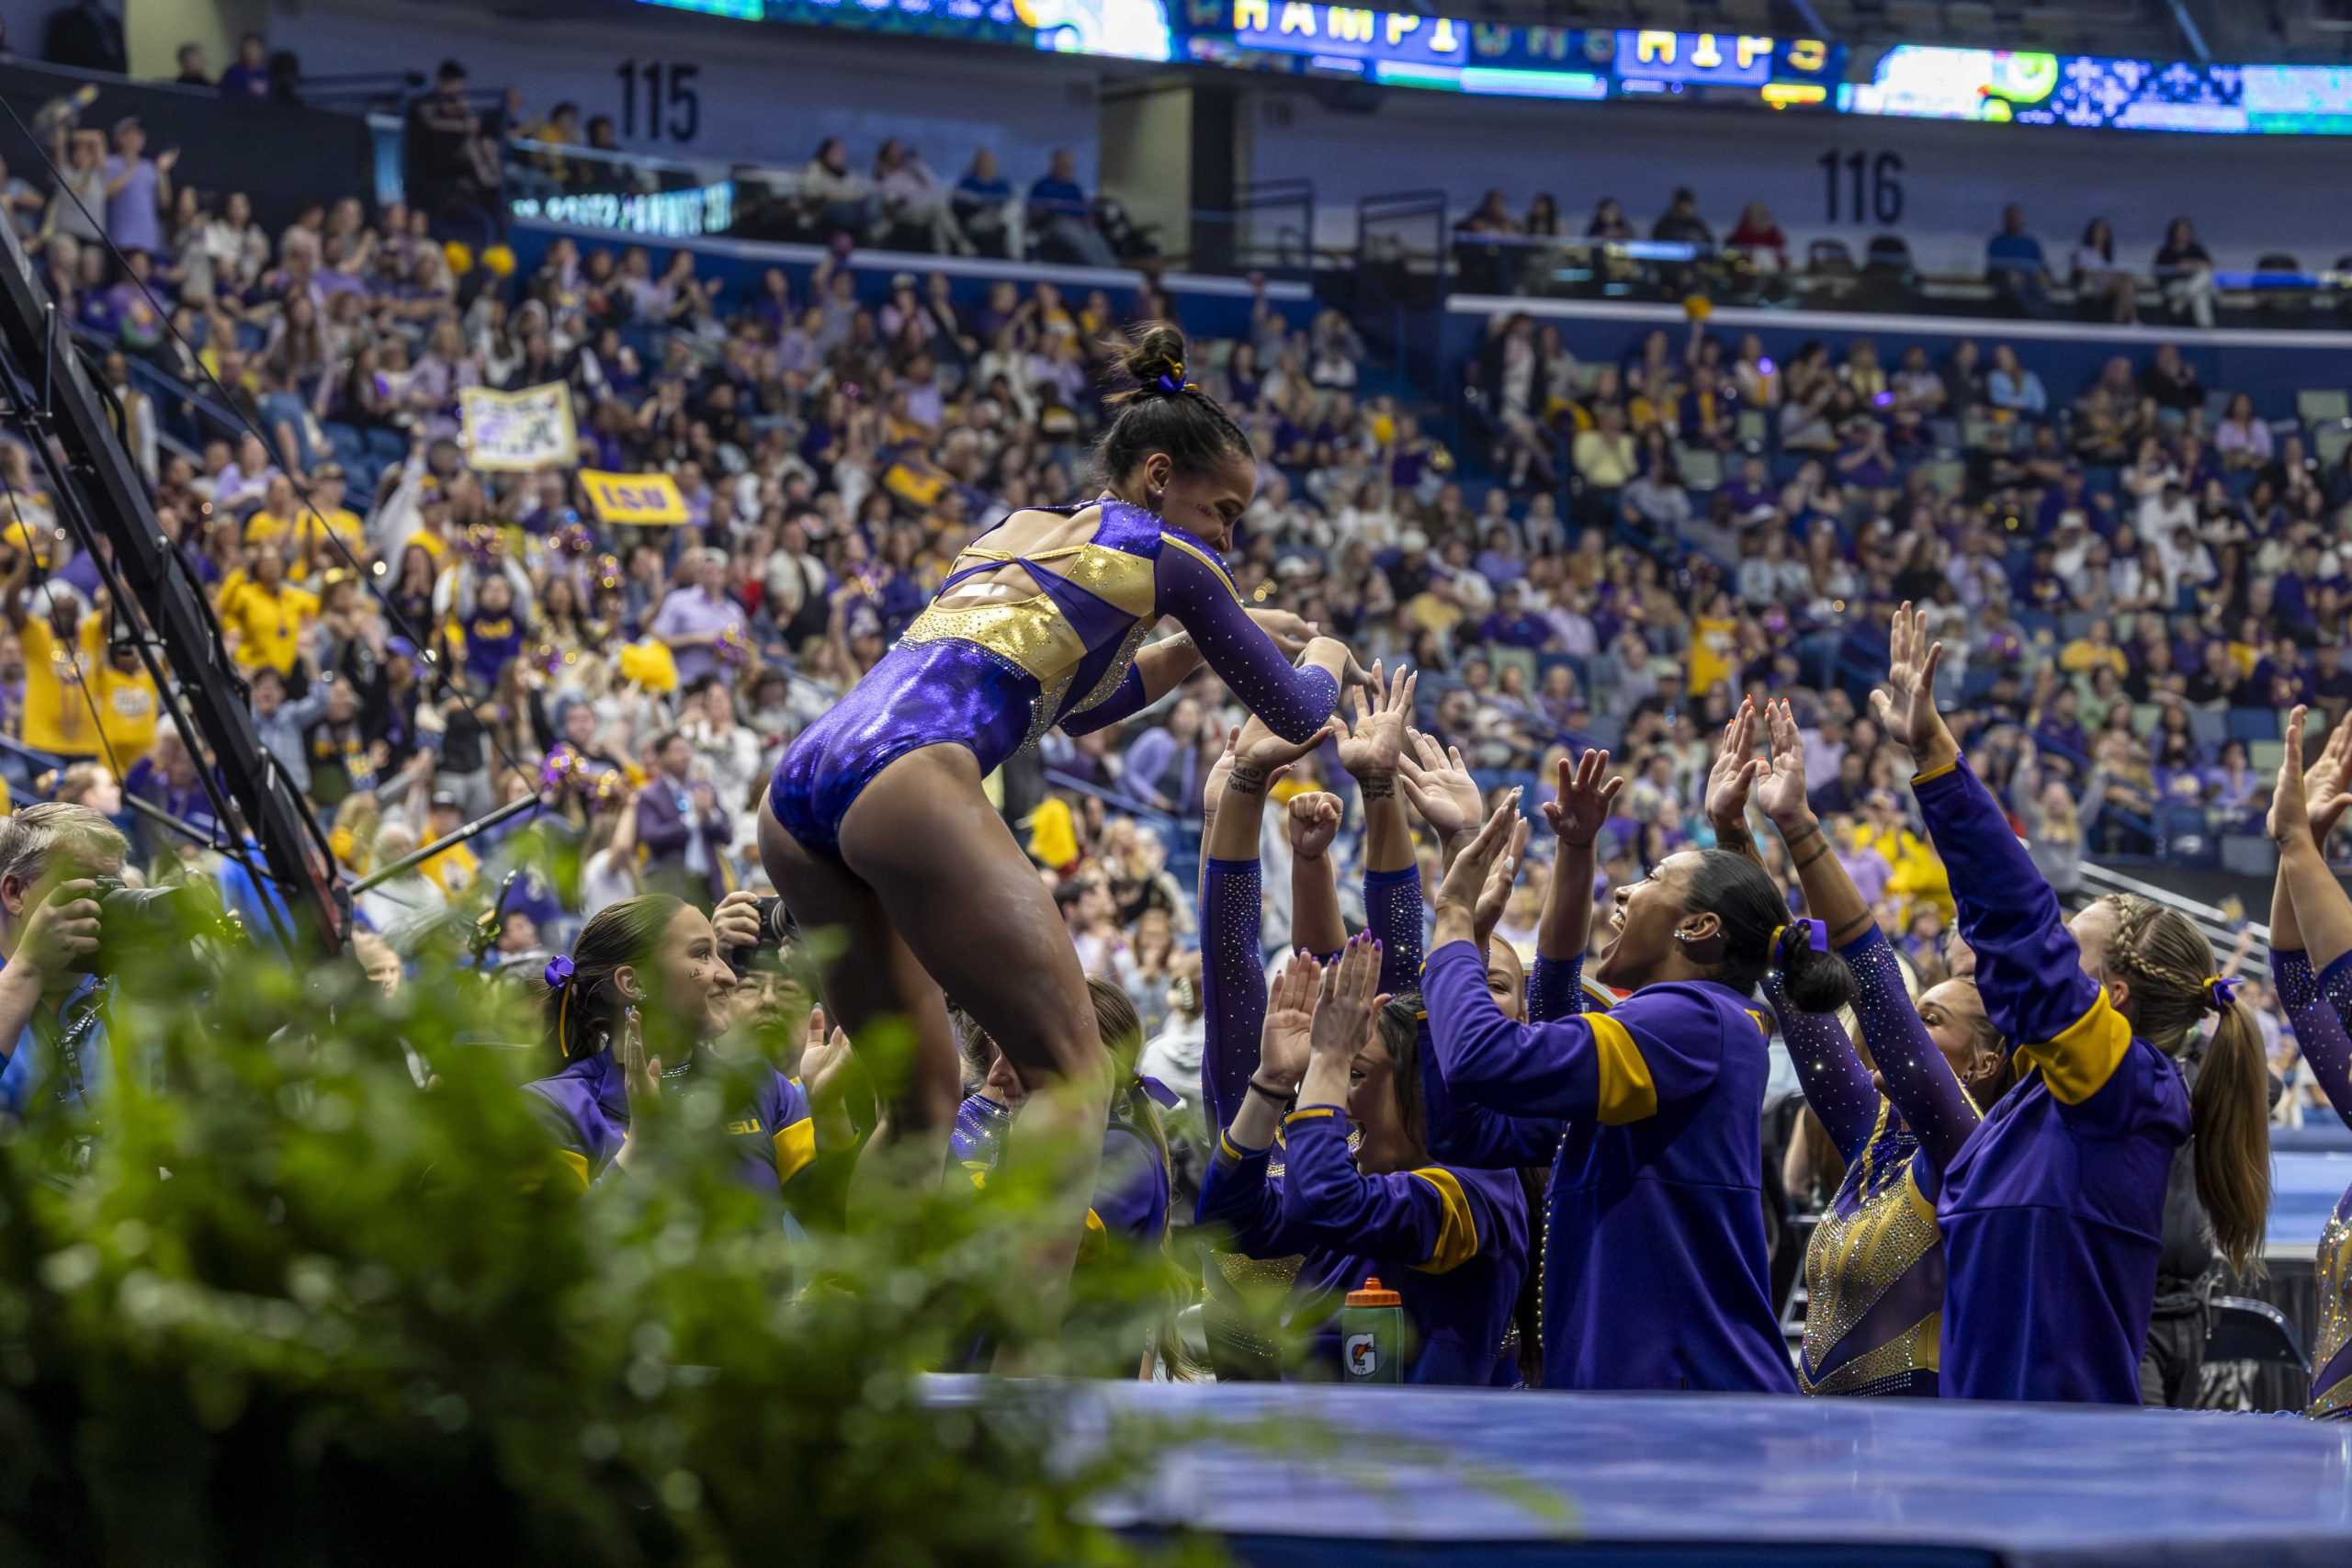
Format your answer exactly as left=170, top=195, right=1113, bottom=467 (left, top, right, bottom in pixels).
left=1340, top=1277, right=1403, bottom=1384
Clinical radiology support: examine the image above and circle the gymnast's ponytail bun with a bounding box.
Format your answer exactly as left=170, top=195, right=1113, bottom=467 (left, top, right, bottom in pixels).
left=1095, top=320, right=1252, bottom=487
left=1103, top=321, right=1193, bottom=406
left=1773, top=919, right=1859, bottom=1017
left=1680, top=849, right=1856, bottom=1013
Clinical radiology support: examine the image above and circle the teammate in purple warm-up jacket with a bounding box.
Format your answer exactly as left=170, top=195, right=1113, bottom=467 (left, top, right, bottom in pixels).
left=1419, top=750, right=1855, bottom=1393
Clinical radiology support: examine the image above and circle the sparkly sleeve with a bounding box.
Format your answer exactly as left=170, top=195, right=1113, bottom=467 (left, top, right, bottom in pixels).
left=2275, top=949, right=2352, bottom=1132
left=1156, top=531, right=1339, bottom=743
left=1364, top=866, right=1423, bottom=997
left=1763, top=973, right=1882, bottom=1167
left=1845, top=928, right=1982, bottom=1172
left=1528, top=955, right=1587, bottom=1024
left=1200, top=855, right=1268, bottom=1134
left=1057, top=667, right=1146, bottom=736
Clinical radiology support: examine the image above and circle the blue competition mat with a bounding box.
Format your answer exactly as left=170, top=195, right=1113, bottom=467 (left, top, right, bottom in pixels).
left=954, top=1380, right=2352, bottom=1567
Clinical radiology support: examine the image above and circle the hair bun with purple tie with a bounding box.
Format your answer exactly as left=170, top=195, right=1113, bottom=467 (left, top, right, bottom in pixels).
left=544, top=954, right=575, bottom=991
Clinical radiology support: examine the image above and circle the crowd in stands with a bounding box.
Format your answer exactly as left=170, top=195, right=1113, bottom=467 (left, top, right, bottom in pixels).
left=496, top=85, right=1141, bottom=267
left=0, top=57, right=2343, bottom=1145
left=1452, top=186, right=2259, bottom=329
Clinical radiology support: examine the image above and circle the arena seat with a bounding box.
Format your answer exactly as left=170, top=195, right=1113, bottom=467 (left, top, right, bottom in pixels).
left=2206, top=1294, right=2309, bottom=1376
left=2296, top=389, right=2348, bottom=424
left=2227, top=707, right=2281, bottom=744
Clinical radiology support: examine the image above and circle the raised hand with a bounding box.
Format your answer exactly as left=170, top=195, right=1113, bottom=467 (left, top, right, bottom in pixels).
left=1336, top=661, right=1417, bottom=785
left=1258, top=949, right=1321, bottom=1091
left=1436, top=794, right=1522, bottom=919
left=798, top=1004, right=866, bottom=1133
left=1245, top=606, right=1319, bottom=660
left=2302, top=706, right=2352, bottom=846
left=618, top=1009, right=661, bottom=1107
left=1233, top=714, right=1338, bottom=798
left=1756, top=698, right=1814, bottom=829
left=1702, top=699, right=1768, bottom=842
left=1202, top=725, right=1239, bottom=821
left=2271, top=705, right=2313, bottom=846
left=1474, top=817, right=1531, bottom=947
left=1286, top=791, right=1342, bottom=862
left=1541, top=748, right=1623, bottom=849
left=1871, top=601, right=1955, bottom=769
left=1309, top=933, right=1386, bottom=1063
left=1397, top=728, right=1483, bottom=843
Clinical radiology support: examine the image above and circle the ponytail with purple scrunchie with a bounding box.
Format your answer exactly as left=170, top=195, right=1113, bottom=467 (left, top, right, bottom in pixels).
left=1769, top=919, right=1829, bottom=970
left=547, top=954, right=578, bottom=1055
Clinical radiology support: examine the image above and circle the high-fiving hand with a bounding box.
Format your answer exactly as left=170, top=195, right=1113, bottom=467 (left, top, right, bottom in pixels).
left=1436, top=794, right=1523, bottom=919
left=1871, top=602, right=1956, bottom=772
left=1258, top=949, right=1321, bottom=1091
left=1397, top=729, right=1484, bottom=843
left=1336, top=660, right=1416, bottom=782
left=2300, top=706, right=2352, bottom=846
left=1756, top=698, right=1813, bottom=829
left=1702, top=700, right=1767, bottom=841
left=1309, top=933, right=1388, bottom=1063
left=1234, top=715, right=1339, bottom=797
left=1542, top=748, right=1623, bottom=849
left=2272, top=705, right=2315, bottom=847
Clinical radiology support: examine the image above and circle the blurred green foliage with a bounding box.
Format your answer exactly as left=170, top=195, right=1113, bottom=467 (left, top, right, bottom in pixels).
left=0, top=930, right=1226, bottom=1566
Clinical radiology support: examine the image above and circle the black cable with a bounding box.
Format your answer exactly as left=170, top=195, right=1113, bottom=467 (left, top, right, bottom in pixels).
left=0, top=92, right=529, bottom=788
left=0, top=355, right=308, bottom=942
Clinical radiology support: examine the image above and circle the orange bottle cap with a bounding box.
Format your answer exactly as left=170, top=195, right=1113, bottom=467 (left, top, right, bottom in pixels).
left=1345, top=1276, right=1401, bottom=1307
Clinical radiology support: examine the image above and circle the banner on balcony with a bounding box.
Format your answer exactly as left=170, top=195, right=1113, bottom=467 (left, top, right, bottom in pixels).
left=459, top=383, right=578, bottom=471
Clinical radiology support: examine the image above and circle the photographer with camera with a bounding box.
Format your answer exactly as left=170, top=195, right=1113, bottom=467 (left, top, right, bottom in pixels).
left=0, top=803, right=128, bottom=1120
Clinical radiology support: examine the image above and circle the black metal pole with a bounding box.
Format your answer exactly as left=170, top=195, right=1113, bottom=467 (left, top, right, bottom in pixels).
left=350, top=794, right=543, bottom=896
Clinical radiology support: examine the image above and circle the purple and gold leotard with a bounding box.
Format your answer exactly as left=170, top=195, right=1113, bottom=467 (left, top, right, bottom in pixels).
left=1769, top=929, right=1981, bottom=1398
left=2269, top=947, right=2352, bottom=1419
left=771, top=500, right=1338, bottom=856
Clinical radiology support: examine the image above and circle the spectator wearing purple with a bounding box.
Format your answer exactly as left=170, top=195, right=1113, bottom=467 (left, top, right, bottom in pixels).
left=1719, top=454, right=1777, bottom=526
left=1807, top=750, right=1870, bottom=818
left=2031, top=687, right=2090, bottom=765
left=2035, top=460, right=2112, bottom=536
left=219, top=32, right=271, bottom=98
left=1026, top=149, right=1115, bottom=268
left=1119, top=696, right=1204, bottom=818
left=2312, top=644, right=2352, bottom=704
left=1481, top=580, right=1550, bottom=651
left=1474, top=523, right=1526, bottom=588
left=102, top=118, right=174, bottom=259
left=649, top=548, right=748, bottom=688
left=636, top=729, right=731, bottom=906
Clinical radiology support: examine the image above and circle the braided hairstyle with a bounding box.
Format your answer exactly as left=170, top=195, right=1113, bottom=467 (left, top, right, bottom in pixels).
left=1092, top=321, right=1252, bottom=491
left=2095, top=893, right=2271, bottom=1278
